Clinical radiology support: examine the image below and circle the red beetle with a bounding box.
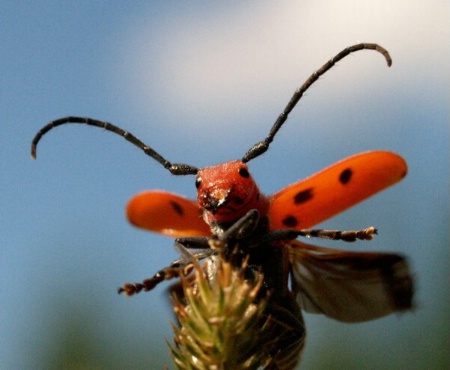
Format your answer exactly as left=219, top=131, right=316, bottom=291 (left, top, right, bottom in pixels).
left=32, top=43, right=413, bottom=369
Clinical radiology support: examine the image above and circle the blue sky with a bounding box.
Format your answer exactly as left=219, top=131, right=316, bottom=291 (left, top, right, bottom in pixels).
left=2, top=1, right=449, bottom=369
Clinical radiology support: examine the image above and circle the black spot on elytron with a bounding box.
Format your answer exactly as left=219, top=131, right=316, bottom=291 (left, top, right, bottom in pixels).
left=294, top=188, right=314, bottom=204
left=282, top=215, right=298, bottom=227
left=339, top=168, right=353, bottom=184
left=238, top=167, right=250, bottom=178
left=170, top=201, right=184, bottom=216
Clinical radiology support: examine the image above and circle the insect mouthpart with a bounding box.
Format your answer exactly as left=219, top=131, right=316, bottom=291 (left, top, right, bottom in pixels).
left=201, top=188, right=233, bottom=214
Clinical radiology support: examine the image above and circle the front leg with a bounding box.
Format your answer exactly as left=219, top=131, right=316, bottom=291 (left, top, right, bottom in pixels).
left=119, top=238, right=215, bottom=296
left=208, top=209, right=262, bottom=251
left=266, top=226, right=377, bottom=243
left=118, top=263, right=189, bottom=296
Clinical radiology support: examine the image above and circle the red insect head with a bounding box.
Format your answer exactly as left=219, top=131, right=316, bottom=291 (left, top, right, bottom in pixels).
left=196, top=161, right=269, bottom=226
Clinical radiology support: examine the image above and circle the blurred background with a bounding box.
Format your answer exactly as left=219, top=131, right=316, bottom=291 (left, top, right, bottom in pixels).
left=2, top=1, right=448, bottom=369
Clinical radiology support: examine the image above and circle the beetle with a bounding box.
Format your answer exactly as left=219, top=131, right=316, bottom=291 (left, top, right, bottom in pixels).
left=32, top=43, right=413, bottom=369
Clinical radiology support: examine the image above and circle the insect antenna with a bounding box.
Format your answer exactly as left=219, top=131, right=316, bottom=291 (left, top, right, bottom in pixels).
left=31, top=116, right=199, bottom=175
left=242, top=43, right=392, bottom=163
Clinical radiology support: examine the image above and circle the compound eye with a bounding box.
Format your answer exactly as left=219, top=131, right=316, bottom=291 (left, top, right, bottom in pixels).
left=238, top=167, right=250, bottom=178
left=195, top=176, right=202, bottom=189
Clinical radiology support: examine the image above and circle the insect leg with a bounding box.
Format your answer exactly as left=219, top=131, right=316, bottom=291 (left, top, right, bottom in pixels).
left=267, top=226, right=377, bottom=242
left=212, top=209, right=260, bottom=242
left=297, top=227, right=377, bottom=241
left=118, top=264, right=190, bottom=296
left=174, top=236, right=211, bottom=250
left=118, top=239, right=215, bottom=296
left=172, top=238, right=216, bottom=266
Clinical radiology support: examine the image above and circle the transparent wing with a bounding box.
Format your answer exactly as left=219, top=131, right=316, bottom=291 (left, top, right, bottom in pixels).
left=288, top=240, right=413, bottom=322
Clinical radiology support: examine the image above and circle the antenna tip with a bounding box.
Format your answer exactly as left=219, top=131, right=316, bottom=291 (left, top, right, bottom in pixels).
left=374, top=44, right=392, bottom=67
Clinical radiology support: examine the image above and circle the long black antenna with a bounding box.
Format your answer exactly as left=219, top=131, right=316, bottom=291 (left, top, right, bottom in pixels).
left=241, top=43, right=392, bottom=163
left=31, top=116, right=199, bottom=175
